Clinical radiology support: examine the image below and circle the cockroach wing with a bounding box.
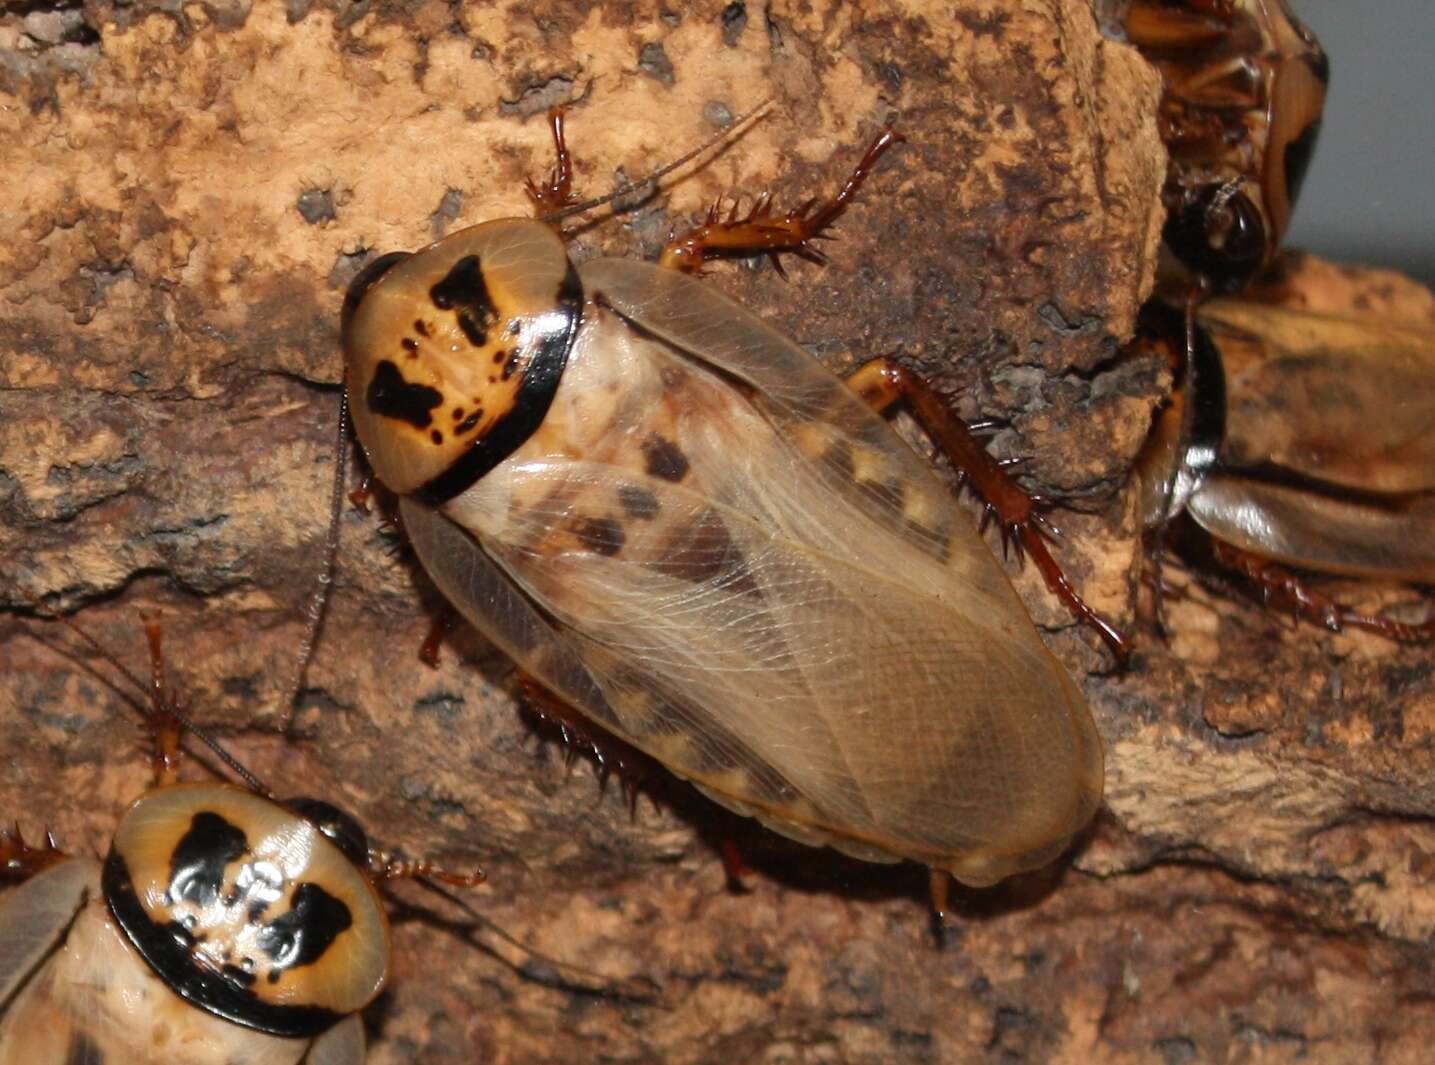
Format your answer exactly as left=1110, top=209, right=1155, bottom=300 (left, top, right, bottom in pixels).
left=1187, top=472, right=1435, bottom=583
left=0, top=859, right=95, bottom=1006
left=409, top=260, right=1102, bottom=887
left=305, top=1013, right=364, bottom=1065
left=1201, top=299, right=1435, bottom=494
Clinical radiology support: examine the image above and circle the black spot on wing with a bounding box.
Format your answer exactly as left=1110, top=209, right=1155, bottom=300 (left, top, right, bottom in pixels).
left=256, top=882, right=354, bottom=979
left=618, top=484, right=660, bottom=520
left=367, top=360, right=443, bottom=429
left=572, top=515, right=626, bottom=557
left=642, top=434, right=690, bottom=482
left=168, top=811, right=248, bottom=908
left=430, top=254, right=499, bottom=347
left=65, top=1031, right=104, bottom=1065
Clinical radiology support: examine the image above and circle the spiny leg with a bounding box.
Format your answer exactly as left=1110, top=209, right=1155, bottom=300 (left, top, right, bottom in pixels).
left=1, top=824, right=68, bottom=881
left=846, top=356, right=1132, bottom=663
left=1208, top=539, right=1435, bottom=643
left=513, top=670, right=658, bottom=817
left=526, top=107, right=576, bottom=216
left=659, top=127, right=903, bottom=274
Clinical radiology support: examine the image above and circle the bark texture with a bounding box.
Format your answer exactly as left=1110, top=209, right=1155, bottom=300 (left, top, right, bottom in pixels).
left=3, top=2, right=1431, bottom=1063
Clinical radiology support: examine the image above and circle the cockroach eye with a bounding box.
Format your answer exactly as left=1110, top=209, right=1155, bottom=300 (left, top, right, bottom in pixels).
left=284, top=798, right=370, bottom=868
left=342, top=251, right=412, bottom=344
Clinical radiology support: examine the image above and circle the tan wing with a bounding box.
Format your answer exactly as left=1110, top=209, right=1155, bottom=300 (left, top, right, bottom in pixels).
left=305, top=1015, right=364, bottom=1065
left=0, top=859, right=95, bottom=1007
left=1187, top=471, right=1435, bottom=583
left=1201, top=298, right=1435, bottom=494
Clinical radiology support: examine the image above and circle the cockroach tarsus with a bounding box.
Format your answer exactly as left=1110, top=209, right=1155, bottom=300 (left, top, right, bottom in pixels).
left=342, top=104, right=1122, bottom=903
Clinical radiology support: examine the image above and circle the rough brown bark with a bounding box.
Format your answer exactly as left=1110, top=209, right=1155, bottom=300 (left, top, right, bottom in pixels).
left=3, top=2, right=1432, bottom=1063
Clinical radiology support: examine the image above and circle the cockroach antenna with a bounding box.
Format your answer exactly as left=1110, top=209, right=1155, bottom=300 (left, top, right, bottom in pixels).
left=34, top=614, right=273, bottom=798
left=281, top=391, right=352, bottom=734
left=537, top=98, right=774, bottom=225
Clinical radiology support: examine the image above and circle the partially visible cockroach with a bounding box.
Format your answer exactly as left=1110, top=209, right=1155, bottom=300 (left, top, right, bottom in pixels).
left=1132, top=291, right=1435, bottom=639
left=0, top=603, right=640, bottom=1063
left=1096, top=0, right=1329, bottom=293
left=340, top=103, right=1126, bottom=906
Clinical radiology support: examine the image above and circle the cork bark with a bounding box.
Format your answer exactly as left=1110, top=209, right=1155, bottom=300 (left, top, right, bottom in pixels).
left=3, top=2, right=1432, bottom=1063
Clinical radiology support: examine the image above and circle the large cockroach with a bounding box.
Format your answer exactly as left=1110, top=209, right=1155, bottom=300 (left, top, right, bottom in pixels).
left=340, top=107, right=1126, bottom=899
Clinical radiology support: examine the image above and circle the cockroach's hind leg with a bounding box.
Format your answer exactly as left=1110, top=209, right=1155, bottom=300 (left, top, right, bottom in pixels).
left=1, top=823, right=68, bottom=881
left=846, top=356, right=1132, bottom=665
left=526, top=107, right=576, bottom=217
left=1210, top=540, right=1435, bottom=643
left=513, top=670, right=660, bottom=812
left=658, top=127, right=903, bottom=274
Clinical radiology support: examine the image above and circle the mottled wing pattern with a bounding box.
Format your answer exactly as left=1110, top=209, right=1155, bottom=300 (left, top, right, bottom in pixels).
left=0, top=859, right=95, bottom=1007
left=1203, top=299, right=1435, bottom=493
left=305, top=1014, right=364, bottom=1065
left=409, top=259, right=1100, bottom=880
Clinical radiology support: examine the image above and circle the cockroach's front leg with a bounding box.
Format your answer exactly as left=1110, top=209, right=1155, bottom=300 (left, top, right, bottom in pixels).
left=846, top=356, right=1132, bottom=663
left=659, top=128, right=903, bottom=275
left=526, top=107, right=576, bottom=216
left=0, top=824, right=68, bottom=881
left=1209, top=540, right=1435, bottom=643
left=139, top=616, right=184, bottom=787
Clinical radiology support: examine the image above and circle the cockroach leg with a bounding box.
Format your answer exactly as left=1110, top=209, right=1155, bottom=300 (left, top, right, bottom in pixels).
left=928, top=868, right=952, bottom=945
left=846, top=356, right=1132, bottom=663
left=514, top=670, right=658, bottom=815
left=0, top=823, right=68, bottom=881
left=372, top=847, right=487, bottom=889
left=1209, top=540, right=1435, bottom=642
left=140, top=615, right=184, bottom=786
left=526, top=107, right=576, bottom=216
left=720, top=839, right=754, bottom=894
left=348, top=471, right=375, bottom=514
left=418, top=605, right=455, bottom=668
left=658, top=127, right=903, bottom=274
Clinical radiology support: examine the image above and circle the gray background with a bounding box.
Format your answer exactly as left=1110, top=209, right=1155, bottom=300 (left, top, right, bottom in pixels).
left=1285, top=2, right=1435, bottom=287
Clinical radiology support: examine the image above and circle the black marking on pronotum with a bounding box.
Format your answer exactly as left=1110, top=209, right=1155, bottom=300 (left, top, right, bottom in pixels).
left=255, top=882, right=354, bottom=981
left=414, top=262, right=584, bottom=507
left=641, top=434, right=690, bottom=482
left=341, top=251, right=411, bottom=343
left=367, top=360, right=444, bottom=429
left=284, top=798, right=370, bottom=868
left=168, top=811, right=248, bottom=908
left=430, top=254, right=500, bottom=347
left=103, top=851, right=345, bottom=1037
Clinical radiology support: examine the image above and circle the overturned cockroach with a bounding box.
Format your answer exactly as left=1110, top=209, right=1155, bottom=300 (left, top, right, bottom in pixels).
left=1133, top=292, right=1435, bottom=639
left=340, top=106, right=1124, bottom=899
left=1096, top=0, right=1328, bottom=293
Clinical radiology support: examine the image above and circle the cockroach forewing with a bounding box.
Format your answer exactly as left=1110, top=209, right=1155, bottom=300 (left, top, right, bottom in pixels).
left=409, top=260, right=1102, bottom=886
left=1187, top=473, right=1435, bottom=584
left=1202, top=299, right=1435, bottom=494
left=0, top=859, right=94, bottom=1006
left=306, top=1014, right=365, bottom=1065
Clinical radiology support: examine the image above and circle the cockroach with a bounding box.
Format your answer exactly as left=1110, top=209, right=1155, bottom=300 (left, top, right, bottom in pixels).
left=0, top=614, right=490, bottom=1064
left=340, top=105, right=1126, bottom=900
left=1132, top=292, right=1435, bottom=639
left=1097, top=0, right=1329, bottom=293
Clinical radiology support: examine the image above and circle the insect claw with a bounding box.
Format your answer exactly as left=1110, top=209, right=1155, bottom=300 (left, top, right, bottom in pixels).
left=979, top=505, right=996, bottom=535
